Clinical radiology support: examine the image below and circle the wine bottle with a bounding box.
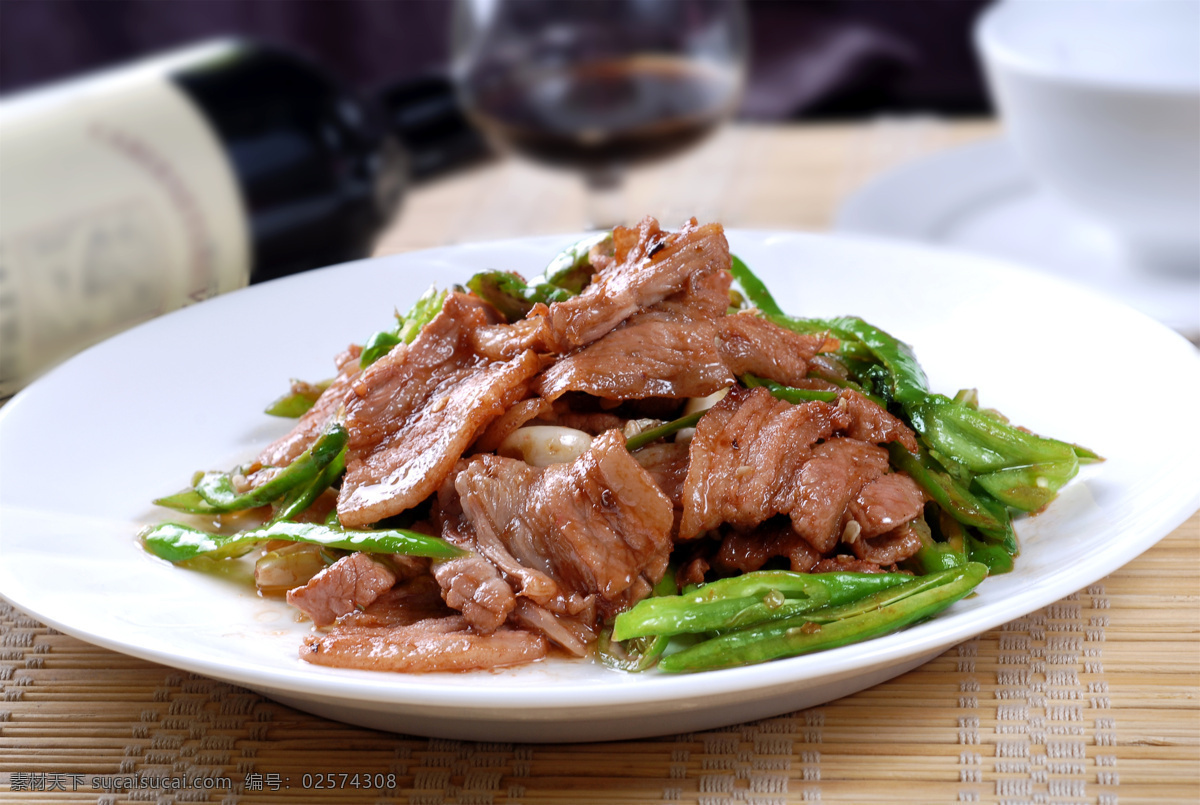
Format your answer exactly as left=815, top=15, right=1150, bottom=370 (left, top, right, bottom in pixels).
left=0, top=39, right=457, bottom=397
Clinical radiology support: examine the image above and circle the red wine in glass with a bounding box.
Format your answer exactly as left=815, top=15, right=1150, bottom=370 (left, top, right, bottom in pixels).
left=454, top=0, right=747, bottom=227
left=469, top=56, right=737, bottom=172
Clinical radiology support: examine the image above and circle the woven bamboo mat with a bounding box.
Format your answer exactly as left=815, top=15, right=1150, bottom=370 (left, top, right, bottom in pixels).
left=3, top=121, right=1198, bottom=803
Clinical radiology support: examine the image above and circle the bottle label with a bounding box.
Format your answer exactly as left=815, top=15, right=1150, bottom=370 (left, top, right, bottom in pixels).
left=0, top=58, right=250, bottom=396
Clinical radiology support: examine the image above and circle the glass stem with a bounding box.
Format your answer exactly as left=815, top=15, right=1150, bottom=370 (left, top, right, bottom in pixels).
left=584, top=166, right=625, bottom=230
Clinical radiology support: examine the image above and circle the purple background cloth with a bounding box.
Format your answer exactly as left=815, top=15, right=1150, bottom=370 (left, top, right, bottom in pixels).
left=0, top=0, right=991, bottom=119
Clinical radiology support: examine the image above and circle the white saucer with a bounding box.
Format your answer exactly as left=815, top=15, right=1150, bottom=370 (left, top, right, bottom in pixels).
left=836, top=138, right=1199, bottom=339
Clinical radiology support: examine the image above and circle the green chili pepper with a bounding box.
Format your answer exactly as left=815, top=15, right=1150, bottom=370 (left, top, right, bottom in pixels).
left=612, top=570, right=913, bottom=641
left=793, top=316, right=1099, bottom=516
left=966, top=492, right=1018, bottom=554
left=360, top=330, right=403, bottom=367
left=657, top=563, right=987, bottom=673
left=596, top=629, right=671, bottom=672
left=973, top=459, right=1080, bottom=512
left=887, top=444, right=1005, bottom=532
left=272, top=447, right=346, bottom=523
left=596, top=568, right=678, bottom=672
left=150, top=489, right=221, bottom=516
left=912, top=542, right=968, bottom=574
left=467, top=272, right=542, bottom=321
left=360, top=286, right=447, bottom=367
left=154, top=425, right=347, bottom=515
left=741, top=374, right=838, bottom=403
left=730, top=255, right=784, bottom=317
left=767, top=313, right=858, bottom=344
left=625, top=411, right=705, bottom=451
left=264, top=379, right=331, bottom=418
left=141, top=520, right=466, bottom=564
left=197, top=425, right=346, bottom=513
left=536, top=231, right=610, bottom=293
left=907, top=514, right=968, bottom=575
left=819, top=316, right=930, bottom=406
left=468, top=235, right=609, bottom=326
left=911, top=395, right=1077, bottom=472
left=965, top=532, right=1015, bottom=573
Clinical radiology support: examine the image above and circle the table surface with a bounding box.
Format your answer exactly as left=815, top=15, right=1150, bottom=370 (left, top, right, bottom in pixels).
left=2, top=121, right=1197, bottom=805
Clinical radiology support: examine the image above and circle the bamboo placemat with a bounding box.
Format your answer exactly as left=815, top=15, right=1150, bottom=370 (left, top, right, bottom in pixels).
left=3, top=121, right=1198, bottom=804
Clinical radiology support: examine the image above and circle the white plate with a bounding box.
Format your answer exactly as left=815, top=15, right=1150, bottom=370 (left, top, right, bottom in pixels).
left=1, top=231, right=1198, bottom=743
left=835, top=138, right=1200, bottom=339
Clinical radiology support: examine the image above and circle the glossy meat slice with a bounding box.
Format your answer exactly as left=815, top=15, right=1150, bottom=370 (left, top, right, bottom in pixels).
left=335, top=576, right=452, bottom=629
left=680, top=387, right=848, bottom=540
left=285, top=552, right=397, bottom=627
left=258, top=344, right=362, bottom=468
left=679, top=386, right=919, bottom=550
left=544, top=217, right=730, bottom=352
left=454, top=430, right=674, bottom=616
left=299, top=616, right=548, bottom=673
left=847, top=472, right=927, bottom=539
left=712, top=522, right=822, bottom=574
left=716, top=312, right=833, bottom=387
left=633, top=441, right=690, bottom=508
left=433, top=555, right=516, bottom=635
left=471, top=311, right=553, bottom=361
left=535, top=312, right=733, bottom=401
left=788, top=438, right=892, bottom=552
left=810, top=556, right=889, bottom=573
left=438, top=482, right=565, bottom=609
left=337, top=293, right=540, bottom=528
left=838, top=389, right=920, bottom=453
left=472, top=397, right=554, bottom=453
left=851, top=521, right=924, bottom=564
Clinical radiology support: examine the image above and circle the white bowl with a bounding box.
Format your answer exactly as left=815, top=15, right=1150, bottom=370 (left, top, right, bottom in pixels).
left=976, top=0, right=1200, bottom=273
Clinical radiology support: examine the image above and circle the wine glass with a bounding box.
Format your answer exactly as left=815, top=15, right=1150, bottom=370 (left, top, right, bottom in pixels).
left=452, top=0, right=748, bottom=229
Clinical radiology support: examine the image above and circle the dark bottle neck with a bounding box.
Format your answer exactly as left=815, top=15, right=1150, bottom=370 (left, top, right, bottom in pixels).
left=172, top=42, right=407, bottom=284
left=374, top=74, right=489, bottom=182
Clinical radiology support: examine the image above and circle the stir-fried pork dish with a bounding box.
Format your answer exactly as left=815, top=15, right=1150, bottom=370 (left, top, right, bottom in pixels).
left=143, top=217, right=1097, bottom=674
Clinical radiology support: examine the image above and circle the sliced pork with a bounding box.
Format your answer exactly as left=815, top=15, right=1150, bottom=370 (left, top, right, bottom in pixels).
left=838, top=389, right=920, bottom=453
left=632, top=441, right=690, bottom=508
left=851, top=521, right=924, bottom=565
left=535, top=312, right=732, bottom=401
left=680, top=387, right=847, bottom=540
left=712, top=522, right=822, bottom=574
left=300, top=616, right=548, bottom=673
left=286, top=552, right=397, bottom=627
left=679, top=387, right=923, bottom=552
left=472, top=397, right=554, bottom=453
left=810, top=556, right=890, bottom=574
left=433, top=555, right=516, bottom=635
left=716, top=312, right=835, bottom=387
left=335, top=575, right=452, bottom=629
left=535, top=226, right=735, bottom=400
left=543, top=217, right=731, bottom=352
left=848, top=472, right=927, bottom=539
left=540, top=408, right=628, bottom=436
left=471, top=311, right=553, bottom=361
left=788, top=438, right=893, bottom=553
left=452, top=430, right=674, bottom=619
left=337, top=293, right=540, bottom=528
